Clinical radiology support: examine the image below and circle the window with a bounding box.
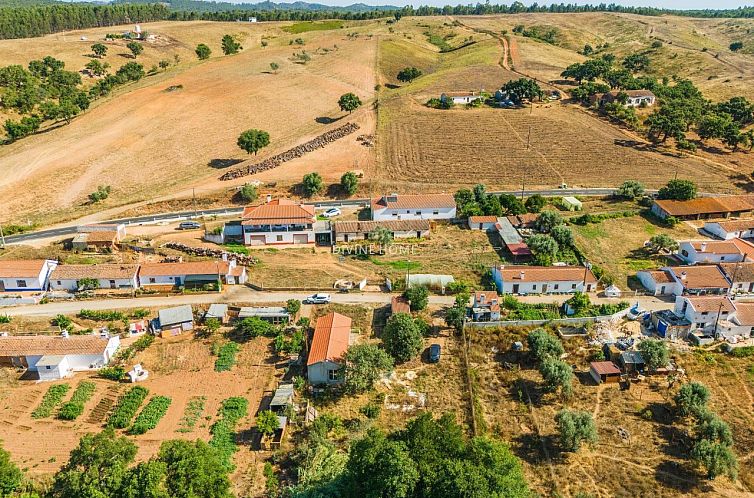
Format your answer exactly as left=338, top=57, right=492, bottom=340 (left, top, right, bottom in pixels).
left=433, top=211, right=439, bottom=215
left=45, top=366, right=51, bottom=370
left=16, top=280, right=27, bottom=288
left=701, top=311, right=709, bottom=316
left=681, top=250, right=689, bottom=257
left=532, top=285, right=537, bottom=290
left=57, top=280, right=61, bottom=285
left=328, top=369, right=339, bottom=381
left=571, top=284, right=577, bottom=289
left=276, top=235, right=283, bottom=242
left=149, top=278, right=156, bottom=284
left=554, top=284, right=559, bottom=290
left=392, top=213, right=398, bottom=217
left=415, top=211, right=421, bottom=216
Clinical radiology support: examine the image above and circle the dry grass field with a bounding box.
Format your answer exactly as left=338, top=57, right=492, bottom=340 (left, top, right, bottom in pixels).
left=465, top=326, right=754, bottom=497
left=0, top=332, right=279, bottom=496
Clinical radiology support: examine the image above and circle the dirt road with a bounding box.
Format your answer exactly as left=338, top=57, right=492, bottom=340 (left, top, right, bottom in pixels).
left=2, top=288, right=674, bottom=317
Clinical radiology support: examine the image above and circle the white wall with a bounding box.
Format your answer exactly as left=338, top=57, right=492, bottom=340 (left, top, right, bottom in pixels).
left=499, top=279, right=592, bottom=295
left=0, top=260, right=57, bottom=292
left=678, top=241, right=744, bottom=265
left=244, top=230, right=314, bottom=245
left=637, top=271, right=679, bottom=296
left=307, top=360, right=343, bottom=385
left=372, top=206, right=456, bottom=221
left=50, top=277, right=137, bottom=292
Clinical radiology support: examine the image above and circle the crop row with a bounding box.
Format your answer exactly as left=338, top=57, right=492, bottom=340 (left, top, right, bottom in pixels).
left=129, top=395, right=172, bottom=435
left=214, top=342, right=240, bottom=372
left=31, top=384, right=70, bottom=419
left=209, top=397, right=249, bottom=470
left=57, top=381, right=96, bottom=421
left=176, top=396, right=206, bottom=433
left=107, top=386, right=149, bottom=429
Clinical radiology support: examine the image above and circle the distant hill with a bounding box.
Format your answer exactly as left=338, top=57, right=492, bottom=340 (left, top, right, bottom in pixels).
left=113, top=0, right=399, bottom=12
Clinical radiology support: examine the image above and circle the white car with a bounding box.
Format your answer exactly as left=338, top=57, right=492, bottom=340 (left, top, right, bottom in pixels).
left=321, top=207, right=342, bottom=218
left=304, top=293, right=332, bottom=304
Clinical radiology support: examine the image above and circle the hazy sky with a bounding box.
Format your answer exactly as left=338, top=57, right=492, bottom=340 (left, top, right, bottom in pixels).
left=260, top=0, right=751, bottom=9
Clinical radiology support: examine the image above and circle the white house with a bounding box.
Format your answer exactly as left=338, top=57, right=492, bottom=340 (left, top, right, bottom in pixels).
left=307, top=312, right=352, bottom=385
left=0, top=260, right=57, bottom=292
left=440, top=92, right=483, bottom=105
left=673, top=295, right=754, bottom=339
left=371, top=194, right=456, bottom=221
left=492, top=265, right=597, bottom=295
left=49, top=264, right=139, bottom=292
left=637, top=265, right=730, bottom=296
left=596, top=90, right=656, bottom=107
left=719, top=262, right=754, bottom=294
left=0, top=334, right=120, bottom=380
left=241, top=199, right=315, bottom=245
left=703, top=219, right=754, bottom=240
left=139, top=260, right=246, bottom=290
left=468, top=216, right=498, bottom=231
left=677, top=239, right=754, bottom=265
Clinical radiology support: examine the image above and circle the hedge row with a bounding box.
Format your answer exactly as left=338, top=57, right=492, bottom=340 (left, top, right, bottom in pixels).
left=129, top=395, right=172, bottom=435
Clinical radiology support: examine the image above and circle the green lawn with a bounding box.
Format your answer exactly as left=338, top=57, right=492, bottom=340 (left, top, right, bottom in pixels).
left=282, top=21, right=344, bottom=34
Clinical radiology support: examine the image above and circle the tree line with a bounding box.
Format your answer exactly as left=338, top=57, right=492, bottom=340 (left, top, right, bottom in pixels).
left=5, top=2, right=754, bottom=40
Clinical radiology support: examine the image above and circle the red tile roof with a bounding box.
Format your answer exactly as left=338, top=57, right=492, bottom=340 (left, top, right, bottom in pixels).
left=0, top=260, right=50, bottom=279
left=0, top=335, right=112, bottom=356
left=498, top=265, right=597, bottom=283
left=51, top=264, right=138, bottom=280
left=687, top=238, right=754, bottom=259
left=590, top=361, right=621, bottom=376
left=506, top=242, right=532, bottom=256
left=719, top=262, right=754, bottom=283
left=667, top=265, right=730, bottom=290
left=334, top=220, right=430, bottom=234
left=507, top=213, right=538, bottom=227
left=307, top=312, right=352, bottom=366
left=712, top=219, right=754, bottom=233
left=391, top=296, right=411, bottom=314
left=733, top=302, right=754, bottom=326
left=685, top=295, right=735, bottom=313
left=241, top=199, right=315, bottom=226
left=372, top=194, right=455, bottom=210
left=468, top=215, right=498, bottom=224
left=655, top=195, right=754, bottom=217
left=641, top=269, right=675, bottom=284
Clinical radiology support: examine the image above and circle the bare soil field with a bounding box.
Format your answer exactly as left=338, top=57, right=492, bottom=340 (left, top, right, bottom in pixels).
left=0, top=20, right=378, bottom=226
left=0, top=332, right=278, bottom=496
left=466, top=326, right=753, bottom=497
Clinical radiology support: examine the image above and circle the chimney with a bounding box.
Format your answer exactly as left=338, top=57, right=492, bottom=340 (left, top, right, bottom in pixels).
left=680, top=271, right=687, bottom=281
left=700, top=242, right=707, bottom=252
left=61, top=330, right=69, bottom=338
left=519, top=271, right=525, bottom=280
left=266, top=194, right=272, bottom=203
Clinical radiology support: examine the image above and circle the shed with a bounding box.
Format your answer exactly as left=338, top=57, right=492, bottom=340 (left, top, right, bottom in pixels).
left=562, top=197, right=582, bottom=211
left=604, top=285, right=621, bottom=298
left=238, top=307, right=290, bottom=324
left=307, top=312, right=352, bottom=385
left=157, top=305, right=194, bottom=337
left=36, top=355, right=70, bottom=381
left=270, top=383, right=294, bottom=413
left=589, top=361, right=621, bottom=384
left=205, top=304, right=229, bottom=324
left=618, top=351, right=645, bottom=374
left=651, top=310, right=691, bottom=340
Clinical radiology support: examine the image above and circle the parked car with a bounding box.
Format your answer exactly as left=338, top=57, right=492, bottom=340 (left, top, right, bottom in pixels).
left=321, top=207, right=342, bottom=218
left=178, top=221, right=201, bottom=230
left=626, top=302, right=645, bottom=321
left=428, top=344, right=441, bottom=363
left=304, top=293, right=332, bottom=304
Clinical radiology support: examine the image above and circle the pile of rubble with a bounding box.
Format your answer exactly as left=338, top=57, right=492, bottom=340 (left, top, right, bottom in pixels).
left=357, top=134, right=374, bottom=147
left=219, top=122, right=361, bottom=181
left=162, top=242, right=258, bottom=266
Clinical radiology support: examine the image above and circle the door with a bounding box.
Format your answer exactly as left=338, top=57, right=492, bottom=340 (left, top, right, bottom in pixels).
left=175, top=277, right=182, bottom=286
left=109, top=280, right=116, bottom=289
left=512, top=284, right=519, bottom=294
left=249, top=235, right=266, bottom=246
left=749, top=282, right=754, bottom=293
left=293, top=234, right=309, bottom=244
left=542, top=284, right=548, bottom=293
left=0, top=280, right=4, bottom=292
left=660, top=286, right=666, bottom=295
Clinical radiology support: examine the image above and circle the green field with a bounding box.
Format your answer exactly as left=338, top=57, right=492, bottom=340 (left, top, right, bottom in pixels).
left=282, top=20, right=344, bottom=34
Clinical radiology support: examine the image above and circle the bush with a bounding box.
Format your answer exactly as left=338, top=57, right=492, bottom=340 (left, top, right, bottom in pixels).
left=340, top=171, right=359, bottom=196
left=108, top=386, right=149, bottom=429
left=129, top=395, right=172, bottom=435
left=52, top=314, right=73, bottom=330
left=403, top=285, right=429, bottom=311
left=32, top=384, right=71, bottom=419
left=79, top=309, right=127, bottom=321
left=360, top=402, right=381, bottom=419
left=527, top=329, right=564, bottom=363
left=675, top=382, right=710, bottom=417
left=302, top=172, right=323, bottom=197
left=214, top=342, right=240, bottom=372
left=235, top=316, right=275, bottom=339
left=556, top=410, right=597, bottom=452
left=238, top=183, right=258, bottom=203
left=210, top=397, right=249, bottom=470
left=382, top=313, right=423, bottom=363
left=98, top=366, right=125, bottom=381
left=729, top=346, right=754, bottom=357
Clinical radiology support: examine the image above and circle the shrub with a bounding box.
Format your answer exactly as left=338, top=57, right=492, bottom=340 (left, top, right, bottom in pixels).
left=98, top=366, right=125, bottom=381
left=57, top=381, right=96, bottom=421
left=360, top=402, right=381, bottom=419
left=129, top=395, right=172, bottom=435
left=52, top=314, right=73, bottom=330
left=527, top=329, right=564, bottom=363
left=556, top=410, right=598, bottom=452
left=675, top=382, right=710, bottom=417
left=214, top=342, right=240, bottom=372
left=382, top=313, right=423, bottom=363
left=108, top=386, right=149, bottom=429
left=403, top=285, right=429, bottom=311
left=238, top=183, right=258, bottom=203
left=730, top=346, right=754, bottom=357
left=32, top=384, right=70, bottom=419
left=79, top=309, right=127, bottom=321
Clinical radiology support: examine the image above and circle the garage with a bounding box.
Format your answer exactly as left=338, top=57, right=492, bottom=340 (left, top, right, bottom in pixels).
left=293, top=234, right=309, bottom=244
left=248, top=235, right=266, bottom=245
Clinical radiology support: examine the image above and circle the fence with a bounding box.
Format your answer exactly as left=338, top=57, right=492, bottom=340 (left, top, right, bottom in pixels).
left=466, top=307, right=630, bottom=328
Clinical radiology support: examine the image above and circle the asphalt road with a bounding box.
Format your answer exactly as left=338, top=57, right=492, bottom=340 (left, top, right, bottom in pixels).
left=1, top=287, right=674, bottom=317
left=3, top=188, right=641, bottom=245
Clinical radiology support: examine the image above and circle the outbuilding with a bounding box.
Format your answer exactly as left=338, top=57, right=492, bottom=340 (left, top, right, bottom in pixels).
left=307, top=312, right=352, bottom=385
left=618, top=351, right=645, bottom=375
left=589, top=361, right=621, bottom=384
left=155, top=305, right=194, bottom=337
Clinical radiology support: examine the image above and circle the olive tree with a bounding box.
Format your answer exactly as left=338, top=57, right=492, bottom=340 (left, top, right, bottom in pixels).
left=237, top=129, right=270, bottom=155
left=556, top=409, right=598, bottom=452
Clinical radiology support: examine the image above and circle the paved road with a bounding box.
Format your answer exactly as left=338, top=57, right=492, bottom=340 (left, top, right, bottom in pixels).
left=1, top=287, right=675, bottom=317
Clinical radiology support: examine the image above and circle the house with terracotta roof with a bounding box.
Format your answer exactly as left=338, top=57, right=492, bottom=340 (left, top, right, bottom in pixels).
left=672, top=295, right=753, bottom=339
left=637, top=265, right=730, bottom=296
left=468, top=215, right=498, bottom=231
left=49, top=264, right=139, bottom=292
left=719, top=262, right=754, bottom=294
left=371, top=194, right=456, bottom=221
left=0, top=333, right=120, bottom=381
left=333, top=219, right=430, bottom=243
left=651, top=195, right=754, bottom=221
left=0, top=259, right=57, bottom=293
left=593, top=89, right=656, bottom=107
left=139, top=260, right=246, bottom=290
left=704, top=219, right=754, bottom=240
left=241, top=199, right=315, bottom=246
left=307, top=312, right=352, bottom=385
left=678, top=238, right=754, bottom=265
left=492, top=265, right=597, bottom=295
left=471, top=290, right=501, bottom=321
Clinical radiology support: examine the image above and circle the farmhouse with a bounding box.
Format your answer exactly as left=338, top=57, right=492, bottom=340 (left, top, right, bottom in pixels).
left=0, top=333, right=120, bottom=381
left=703, top=219, right=754, bottom=240
left=651, top=195, right=754, bottom=220
left=593, top=90, right=656, bottom=107
left=492, top=265, right=597, bottom=295
left=390, top=295, right=411, bottom=315
left=371, top=194, right=456, bottom=221
left=589, top=361, right=621, bottom=384
left=139, top=260, right=246, bottom=290
left=155, top=305, right=194, bottom=337
left=241, top=199, right=315, bottom=246
left=440, top=92, right=483, bottom=105
left=0, top=259, right=57, bottom=292
left=637, top=265, right=730, bottom=296
left=674, top=295, right=735, bottom=334
left=719, top=262, right=754, bottom=294
left=49, top=264, right=139, bottom=292
left=471, top=290, right=501, bottom=321
left=677, top=238, right=754, bottom=265
left=307, top=312, right=352, bottom=385
left=332, top=219, right=430, bottom=243
left=468, top=215, right=498, bottom=231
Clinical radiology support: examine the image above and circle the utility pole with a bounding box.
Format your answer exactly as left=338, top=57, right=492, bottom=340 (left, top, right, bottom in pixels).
left=192, top=188, right=197, bottom=220
left=0, top=224, right=5, bottom=249
left=713, top=300, right=724, bottom=339
left=406, top=259, right=411, bottom=290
